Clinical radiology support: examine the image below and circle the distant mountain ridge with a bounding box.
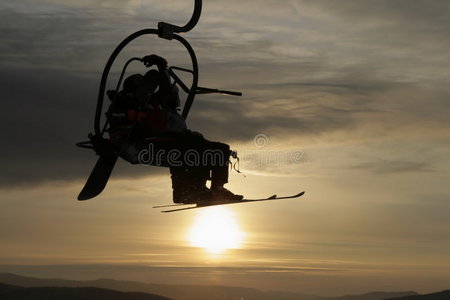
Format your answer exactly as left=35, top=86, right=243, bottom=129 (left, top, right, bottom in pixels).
left=1, top=273, right=319, bottom=300
left=332, top=291, right=419, bottom=300
left=0, top=282, right=171, bottom=300
left=386, top=290, right=450, bottom=300
left=0, top=273, right=440, bottom=300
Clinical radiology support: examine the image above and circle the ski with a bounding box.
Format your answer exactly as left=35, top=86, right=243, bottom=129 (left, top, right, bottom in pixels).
left=153, top=195, right=273, bottom=208
left=152, top=203, right=187, bottom=208
left=160, top=191, right=305, bottom=213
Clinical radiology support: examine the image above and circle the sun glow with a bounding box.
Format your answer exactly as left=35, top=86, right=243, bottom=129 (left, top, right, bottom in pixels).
left=187, top=207, right=245, bottom=255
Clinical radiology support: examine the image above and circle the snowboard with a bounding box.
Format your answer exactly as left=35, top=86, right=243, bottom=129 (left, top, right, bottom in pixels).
left=77, top=153, right=118, bottom=201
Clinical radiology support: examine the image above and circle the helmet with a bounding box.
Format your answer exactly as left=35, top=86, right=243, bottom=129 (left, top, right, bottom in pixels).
left=134, top=70, right=160, bottom=106
left=123, top=74, right=143, bottom=93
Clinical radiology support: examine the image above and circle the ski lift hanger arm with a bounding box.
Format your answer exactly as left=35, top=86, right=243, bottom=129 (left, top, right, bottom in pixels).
left=94, top=0, right=203, bottom=136
left=158, top=0, right=202, bottom=40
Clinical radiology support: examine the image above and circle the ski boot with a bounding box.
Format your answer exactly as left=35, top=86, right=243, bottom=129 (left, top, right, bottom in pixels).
left=173, top=185, right=212, bottom=204
left=211, top=186, right=243, bottom=201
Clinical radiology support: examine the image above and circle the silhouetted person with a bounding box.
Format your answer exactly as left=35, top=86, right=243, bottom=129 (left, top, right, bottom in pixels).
left=107, top=54, right=243, bottom=203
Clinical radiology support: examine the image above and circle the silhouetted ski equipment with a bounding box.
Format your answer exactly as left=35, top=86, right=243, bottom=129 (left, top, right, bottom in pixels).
left=78, top=153, right=118, bottom=201
left=77, top=134, right=119, bottom=200
left=155, top=192, right=305, bottom=213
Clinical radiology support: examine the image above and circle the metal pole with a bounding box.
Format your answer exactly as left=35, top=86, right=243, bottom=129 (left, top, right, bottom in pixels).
left=158, top=0, right=202, bottom=39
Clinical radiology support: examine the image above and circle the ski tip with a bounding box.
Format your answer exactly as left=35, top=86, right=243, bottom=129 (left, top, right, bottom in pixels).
left=296, top=191, right=305, bottom=197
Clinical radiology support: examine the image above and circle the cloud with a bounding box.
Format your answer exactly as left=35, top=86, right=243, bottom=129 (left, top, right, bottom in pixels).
left=350, top=159, right=435, bottom=175
left=0, top=65, right=167, bottom=187
left=1, top=0, right=450, bottom=187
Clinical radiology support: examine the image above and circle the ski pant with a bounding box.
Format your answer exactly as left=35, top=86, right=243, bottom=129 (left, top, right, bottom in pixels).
left=114, top=130, right=231, bottom=189
left=168, top=131, right=231, bottom=190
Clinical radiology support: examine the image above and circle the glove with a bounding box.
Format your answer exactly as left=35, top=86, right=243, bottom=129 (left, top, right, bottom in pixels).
left=143, top=54, right=168, bottom=68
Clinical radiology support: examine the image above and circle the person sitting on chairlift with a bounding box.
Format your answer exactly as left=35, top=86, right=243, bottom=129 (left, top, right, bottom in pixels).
left=107, top=54, right=243, bottom=204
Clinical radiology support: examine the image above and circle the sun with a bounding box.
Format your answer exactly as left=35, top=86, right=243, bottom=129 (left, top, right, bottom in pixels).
left=187, top=206, right=245, bottom=255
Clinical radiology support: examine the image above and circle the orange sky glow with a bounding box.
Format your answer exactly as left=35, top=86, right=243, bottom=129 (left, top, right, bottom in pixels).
left=1, top=0, right=450, bottom=297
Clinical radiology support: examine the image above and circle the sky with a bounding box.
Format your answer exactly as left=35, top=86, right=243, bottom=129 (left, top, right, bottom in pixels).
left=1, top=0, right=450, bottom=296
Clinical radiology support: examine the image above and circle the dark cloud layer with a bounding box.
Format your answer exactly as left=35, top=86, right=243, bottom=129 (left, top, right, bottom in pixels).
left=0, top=65, right=167, bottom=187
left=1, top=0, right=450, bottom=187
left=0, top=65, right=95, bottom=185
